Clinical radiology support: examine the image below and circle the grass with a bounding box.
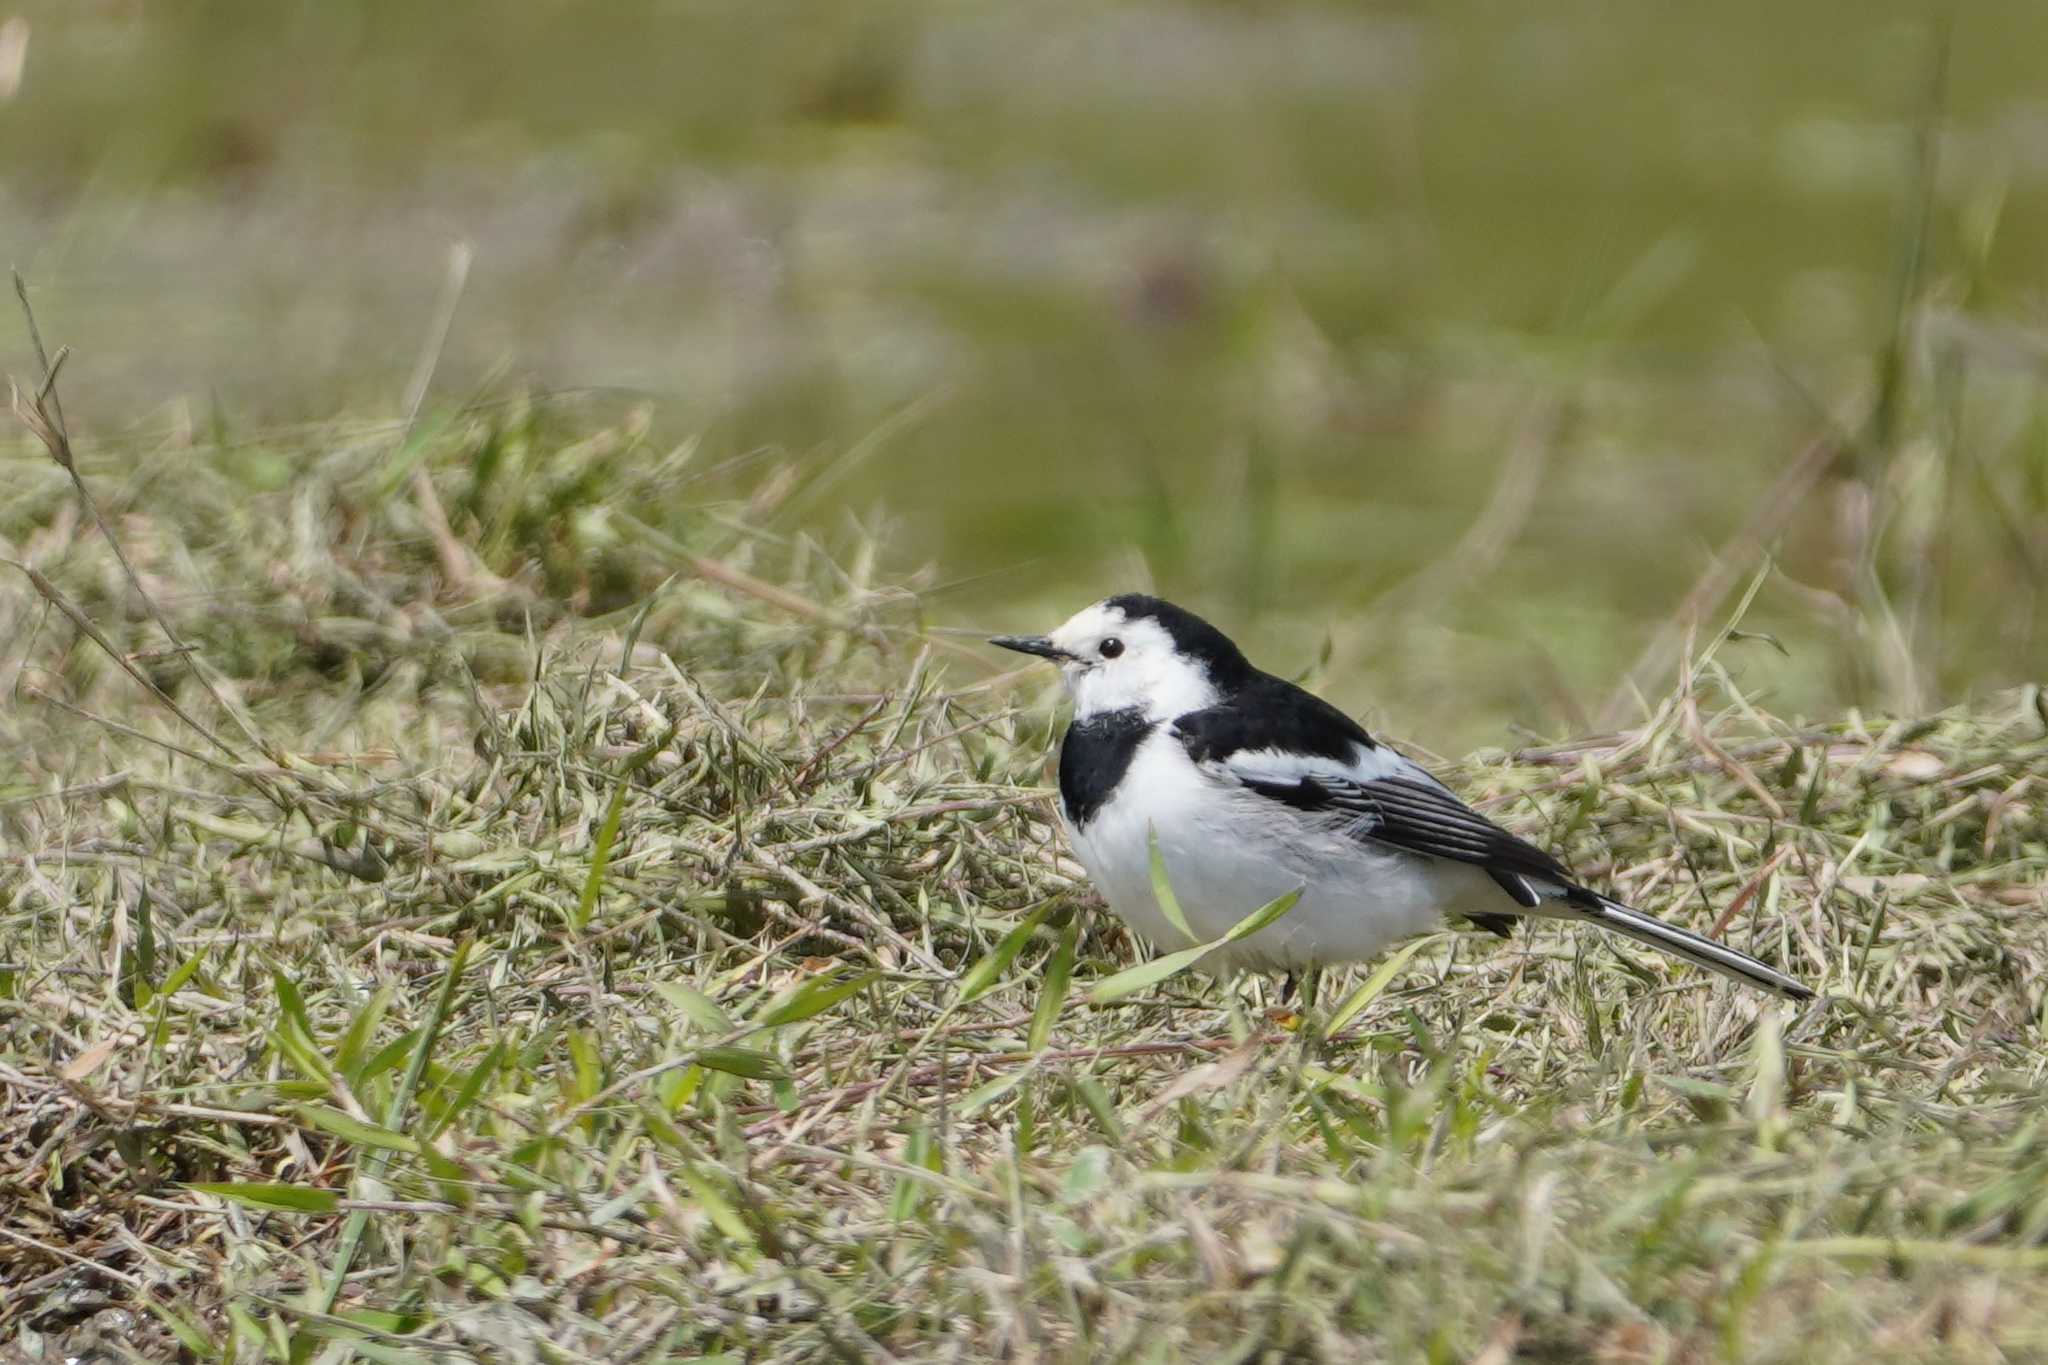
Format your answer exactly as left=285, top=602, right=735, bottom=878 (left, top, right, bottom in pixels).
left=5, top=342, right=2048, bottom=1363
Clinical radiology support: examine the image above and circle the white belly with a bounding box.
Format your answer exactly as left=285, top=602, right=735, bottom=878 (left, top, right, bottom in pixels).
left=1064, top=731, right=1497, bottom=971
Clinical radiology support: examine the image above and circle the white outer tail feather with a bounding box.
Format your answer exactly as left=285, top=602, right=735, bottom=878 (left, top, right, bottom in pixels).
left=1576, top=895, right=1815, bottom=1000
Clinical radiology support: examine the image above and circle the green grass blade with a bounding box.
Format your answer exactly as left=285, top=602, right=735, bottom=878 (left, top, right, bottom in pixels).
left=695, top=1045, right=786, bottom=1080
left=291, top=1104, right=421, bottom=1154
left=957, top=901, right=1055, bottom=1001
left=334, top=984, right=394, bottom=1084
left=573, top=780, right=631, bottom=931
left=890, top=1122, right=934, bottom=1221
left=678, top=1163, right=756, bottom=1247
left=960, top=1065, right=1031, bottom=1118
left=1067, top=1075, right=1124, bottom=1142
left=654, top=980, right=735, bottom=1033
left=1220, top=886, right=1302, bottom=943
left=423, top=1040, right=506, bottom=1141
left=122, top=879, right=155, bottom=1008
left=1086, top=939, right=1217, bottom=1005
left=1147, top=825, right=1196, bottom=944
left=757, top=967, right=879, bottom=1027
left=1089, top=886, right=1302, bottom=1004
left=271, top=971, right=335, bottom=1084
left=356, top=1028, right=423, bottom=1085
left=1323, top=934, right=1437, bottom=1037
left=155, top=949, right=207, bottom=1001
left=144, top=1302, right=216, bottom=1357
left=189, top=1181, right=340, bottom=1214
left=573, top=724, right=675, bottom=930
left=567, top=1026, right=604, bottom=1103
left=617, top=572, right=677, bottom=673
left=347, top=1343, right=443, bottom=1365
left=1029, top=919, right=1079, bottom=1052
left=269, top=1025, right=335, bottom=1088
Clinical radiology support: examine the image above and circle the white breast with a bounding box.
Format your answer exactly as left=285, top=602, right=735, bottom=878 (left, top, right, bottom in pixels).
left=1064, top=730, right=1496, bottom=971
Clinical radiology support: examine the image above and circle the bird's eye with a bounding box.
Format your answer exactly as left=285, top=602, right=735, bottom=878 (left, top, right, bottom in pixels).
left=1099, top=637, right=1124, bottom=659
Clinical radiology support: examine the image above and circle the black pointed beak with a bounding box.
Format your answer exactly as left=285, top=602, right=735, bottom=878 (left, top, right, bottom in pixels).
left=990, top=634, right=1071, bottom=663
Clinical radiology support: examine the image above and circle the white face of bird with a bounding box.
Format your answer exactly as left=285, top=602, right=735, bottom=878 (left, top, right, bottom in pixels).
left=991, top=599, right=1218, bottom=722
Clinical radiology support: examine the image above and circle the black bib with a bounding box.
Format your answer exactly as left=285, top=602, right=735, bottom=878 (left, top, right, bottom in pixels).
left=1057, top=708, right=1154, bottom=827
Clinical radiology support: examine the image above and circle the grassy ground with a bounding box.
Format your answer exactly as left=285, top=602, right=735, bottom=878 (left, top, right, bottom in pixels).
left=4, top=372, right=2047, bottom=1362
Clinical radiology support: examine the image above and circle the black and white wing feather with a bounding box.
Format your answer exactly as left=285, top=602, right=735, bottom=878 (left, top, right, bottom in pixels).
left=1170, top=683, right=1815, bottom=999
left=1169, top=681, right=1568, bottom=910
left=1229, top=762, right=1573, bottom=909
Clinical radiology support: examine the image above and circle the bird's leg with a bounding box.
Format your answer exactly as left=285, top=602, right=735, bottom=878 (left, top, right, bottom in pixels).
left=1271, top=967, right=1326, bottom=1060
left=1276, top=966, right=1328, bottom=1082
left=1299, top=967, right=1329, bottom=1059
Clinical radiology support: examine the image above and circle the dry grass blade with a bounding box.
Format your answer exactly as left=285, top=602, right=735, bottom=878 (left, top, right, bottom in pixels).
left=9, top=272, right=273, bottom=762
left=11, top=563, right=241, bottom=762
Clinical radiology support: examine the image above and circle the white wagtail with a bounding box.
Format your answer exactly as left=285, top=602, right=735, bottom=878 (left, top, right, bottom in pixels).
left=994, top=594, right=1814, bottom=1000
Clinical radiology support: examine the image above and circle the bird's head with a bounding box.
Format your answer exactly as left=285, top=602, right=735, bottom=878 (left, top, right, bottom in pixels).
left=991, top=594, right=1251, bottom=722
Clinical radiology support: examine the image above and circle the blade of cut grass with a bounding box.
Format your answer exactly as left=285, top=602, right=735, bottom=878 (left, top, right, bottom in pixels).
left=958, top=901, right=1056, bottom=1001
left=654, top=980, right=736, bottom=1032
left=617, top=572, right=678, bottom=673
left=573, top=725, right=674, bottom=931
left=695, top=1045, right=787, bottom=1080
left=1089, top=887, right=1302, bottom=1005
left=1324, top=934, right=1440, bottom=1038
left=189, top=1182, right=341, bottom=1215
left=270, top=972, right=336, bottom=1085
left=757, top=967, right=880, bottom=1028
left=1148, top=825, right=1197, bottom=944
left=334, top=985, right=396, bottom=1084
left=1029, top=920, right=1079, bottom=1052
left=292, top=1105, right=422, bottom=1155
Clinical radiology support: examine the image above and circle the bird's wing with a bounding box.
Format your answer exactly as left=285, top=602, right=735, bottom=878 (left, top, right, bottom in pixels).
left=1165, top=685, right=1813, bottom=997
left=1177, top=721, right=1572, bottom=909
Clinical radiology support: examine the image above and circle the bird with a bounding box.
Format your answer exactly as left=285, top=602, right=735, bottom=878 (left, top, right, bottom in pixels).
left=992, top=593, right=1814, bottom=1000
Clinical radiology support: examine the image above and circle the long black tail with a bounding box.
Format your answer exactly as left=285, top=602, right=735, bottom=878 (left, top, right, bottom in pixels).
left=1570, top=892, right=1814, bottom=1000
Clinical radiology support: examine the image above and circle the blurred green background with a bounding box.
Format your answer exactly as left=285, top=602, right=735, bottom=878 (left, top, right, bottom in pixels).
left=6, top=0, right=2046, bottom=746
